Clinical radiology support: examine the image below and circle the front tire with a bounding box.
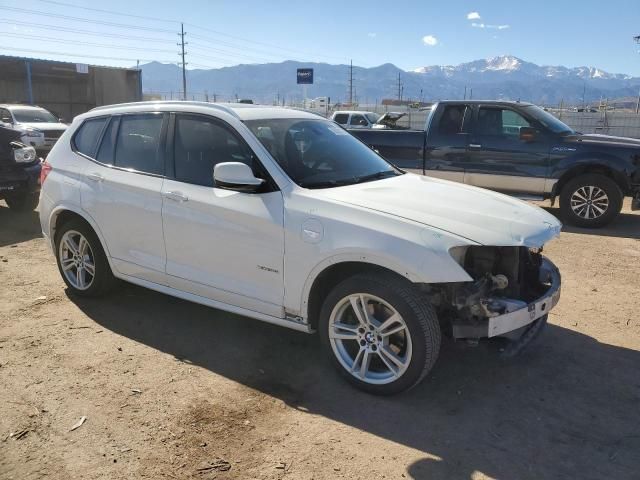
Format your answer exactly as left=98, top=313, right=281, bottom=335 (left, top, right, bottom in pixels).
left=559, top=173, right=622, bottom=228
left=5, top=192, right=39, bottom=212
left=54, top=218, right=116, bottom=297
left=319, top=273, right=441, bottom=395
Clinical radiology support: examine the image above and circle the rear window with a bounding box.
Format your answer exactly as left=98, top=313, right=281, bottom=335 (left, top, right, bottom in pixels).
left=333, top=113, right=348, bottom=125
left=73, top=118, right=107, bottom=158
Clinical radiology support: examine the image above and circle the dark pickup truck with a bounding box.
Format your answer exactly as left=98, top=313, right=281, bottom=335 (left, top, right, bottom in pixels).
left=350, top=100, right=640, bottom=227
left=0, top=124, right=41, bottom=211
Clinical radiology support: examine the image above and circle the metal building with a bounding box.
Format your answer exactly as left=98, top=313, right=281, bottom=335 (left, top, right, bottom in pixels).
left=0, top=55, right=142, bottom=121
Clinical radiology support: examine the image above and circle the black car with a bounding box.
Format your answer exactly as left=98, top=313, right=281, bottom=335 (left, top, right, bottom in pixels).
left=350, top=101, right=640, bottom=228
left=0, top=124, right=41, bottom=211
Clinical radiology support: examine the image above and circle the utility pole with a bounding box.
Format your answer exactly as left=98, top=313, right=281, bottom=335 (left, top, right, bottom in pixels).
left=397, top=72, right=401, bottom=101
left=635, top=88, right=640, bottom=115
left=348, top=60, right=353, bottom=105
left=464, top=85, right=467, bottom=100
left=178, top=23, right=188, bottom=100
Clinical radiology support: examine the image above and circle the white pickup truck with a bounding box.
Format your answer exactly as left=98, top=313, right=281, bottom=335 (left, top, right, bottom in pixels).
left=39, top=102, right=561, bottom=394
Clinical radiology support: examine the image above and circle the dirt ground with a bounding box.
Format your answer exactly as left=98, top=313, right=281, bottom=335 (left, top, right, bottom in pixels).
left=0, top=199, right=638, bottom=480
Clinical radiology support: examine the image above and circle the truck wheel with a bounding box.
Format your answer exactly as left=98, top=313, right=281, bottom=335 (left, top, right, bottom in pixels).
left=560, top=174, right=622, bottom=228
left=319, top=273, right=441, bottom=395
left=54, top=218, right=117, bottom=297
left=5, top=192, right=39, bottom=212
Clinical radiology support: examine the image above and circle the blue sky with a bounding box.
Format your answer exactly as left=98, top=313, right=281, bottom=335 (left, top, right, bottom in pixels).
left=2, top=0, right=640, bottom=75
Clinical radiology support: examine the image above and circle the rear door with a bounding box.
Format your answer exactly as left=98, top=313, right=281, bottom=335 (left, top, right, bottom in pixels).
left=464, top=105, right=550, bottom=195
left=423, top=104, right=471, bottom=183
left=79, top=113, right=168, bottom=285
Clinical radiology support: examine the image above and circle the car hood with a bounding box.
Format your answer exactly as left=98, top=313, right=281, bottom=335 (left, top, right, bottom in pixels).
left=566, top=133, right=640, bottom=148
left=16, top=122, right=68, bottom=132
left=318, top=174, right=562, bottom=247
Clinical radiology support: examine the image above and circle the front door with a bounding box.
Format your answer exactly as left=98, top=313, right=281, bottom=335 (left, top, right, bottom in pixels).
left=161, top=113, right=285, bottom=317
left=464, top=105, right=549, bottom=195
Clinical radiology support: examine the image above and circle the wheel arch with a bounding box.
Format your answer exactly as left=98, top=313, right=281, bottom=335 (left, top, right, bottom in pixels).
left=552, top=161, right=629, bottom=198
left=303, top=260, right=419, bottom=331
left=49, top=206, right=114, bottom=269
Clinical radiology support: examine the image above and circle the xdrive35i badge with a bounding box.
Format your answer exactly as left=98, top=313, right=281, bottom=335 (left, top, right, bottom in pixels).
left=257, top=265, right=279, bottom=274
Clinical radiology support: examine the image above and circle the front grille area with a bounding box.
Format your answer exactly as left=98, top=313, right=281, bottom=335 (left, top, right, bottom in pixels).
left=44, top=129, right=65, bottom=141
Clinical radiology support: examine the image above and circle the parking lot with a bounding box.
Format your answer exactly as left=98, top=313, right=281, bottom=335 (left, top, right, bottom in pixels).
left=0, top=199, right=639, bottom=480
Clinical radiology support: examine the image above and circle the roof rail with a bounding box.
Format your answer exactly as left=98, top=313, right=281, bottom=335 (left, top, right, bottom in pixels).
left=89, top=101, right=241, bottom=118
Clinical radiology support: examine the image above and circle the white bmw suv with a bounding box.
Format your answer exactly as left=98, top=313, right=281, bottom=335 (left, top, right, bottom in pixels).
left=40, top=101, right=562, bottom=394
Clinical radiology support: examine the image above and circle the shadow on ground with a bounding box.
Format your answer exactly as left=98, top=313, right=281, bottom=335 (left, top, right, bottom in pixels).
left=0, top=204, right=43, bottom=247
left=543, top=206, right=640, bottom=240
left=71, top=285, right=640, bottom=480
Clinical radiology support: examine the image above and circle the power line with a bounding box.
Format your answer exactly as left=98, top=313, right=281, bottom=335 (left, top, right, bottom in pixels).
left=0, top=19, right=176, bottom=44
left=0, top=31, right=177, bottom=54
left=0, top=46, right=175, bottom=64
left=0, top=6, right=176, bottom=33
left=32, top=0, right=179, bottom=24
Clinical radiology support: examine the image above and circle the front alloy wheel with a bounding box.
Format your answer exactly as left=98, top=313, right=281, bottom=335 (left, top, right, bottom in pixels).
left=319, top=273, right=441, bottom=395
left=560, top=173, right=623, bottom=228
left=329, top=293, right=412, bottom=384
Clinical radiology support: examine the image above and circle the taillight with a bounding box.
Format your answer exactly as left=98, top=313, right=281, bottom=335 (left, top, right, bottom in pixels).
left=40, top=161, right=52, bottom=185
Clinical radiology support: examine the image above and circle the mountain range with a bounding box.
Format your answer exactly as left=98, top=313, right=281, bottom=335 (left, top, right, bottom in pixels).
left=140, top=55, right=640, bottom=106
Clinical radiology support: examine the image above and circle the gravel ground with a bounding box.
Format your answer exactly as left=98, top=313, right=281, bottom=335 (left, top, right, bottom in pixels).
left=0, top=199, right=639, bottom=480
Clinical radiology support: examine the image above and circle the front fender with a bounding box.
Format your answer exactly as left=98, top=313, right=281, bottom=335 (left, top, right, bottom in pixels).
left=551, top=151, right=635, bottom=194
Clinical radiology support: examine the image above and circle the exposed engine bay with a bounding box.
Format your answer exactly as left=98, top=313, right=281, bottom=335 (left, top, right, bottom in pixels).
left=425, top=246, right=560, bottom=342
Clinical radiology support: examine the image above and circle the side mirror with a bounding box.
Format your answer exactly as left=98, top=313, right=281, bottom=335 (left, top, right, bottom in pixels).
left=519, top=127, right=537, bottom=142
left=214, top=162, right=265, bottom=193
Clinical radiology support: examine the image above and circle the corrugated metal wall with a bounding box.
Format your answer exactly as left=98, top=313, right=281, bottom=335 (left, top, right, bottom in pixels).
left=0, top=56, right=142, bottom=121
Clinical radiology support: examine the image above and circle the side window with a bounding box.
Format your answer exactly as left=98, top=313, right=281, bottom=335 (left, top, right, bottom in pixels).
left=173, top=115, right=253, bottom=187
left=437, top=105, right=468, bottom=134
left=73, top=117, right=107, bottom=158
left=350, top=114, right=368, bottom=127
left=477, top=108, right=531, bottom=137
left=114, top=114, right=164, bottom=175
left=333, top=114, right=348, bottom=125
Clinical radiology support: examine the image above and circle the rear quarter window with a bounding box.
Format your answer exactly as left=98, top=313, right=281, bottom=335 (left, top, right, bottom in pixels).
left=73, top=117, right=107, bottom=158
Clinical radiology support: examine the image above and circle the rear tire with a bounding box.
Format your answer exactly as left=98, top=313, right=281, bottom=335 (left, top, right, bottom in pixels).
left=559, top=173, right=622, bottom=228
left=319, top=273, right=441, bottom=395
left=54, top=218, right=117, bottom=297
left=5, top=192, right=39, bottom=212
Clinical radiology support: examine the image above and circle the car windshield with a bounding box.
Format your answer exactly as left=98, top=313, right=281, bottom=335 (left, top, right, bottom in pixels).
left=365, top=113, right=380, bottom=123
left=245, top=118, right=402, bottom=188
left=523, top=105, right=574, bottom=135
left=11, top=108, right=59, bottom=123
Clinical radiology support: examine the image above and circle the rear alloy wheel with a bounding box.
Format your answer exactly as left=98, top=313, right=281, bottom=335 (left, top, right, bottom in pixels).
left=54, top=218, right=117, bottom=296
left=560, top=174, right=622, bottom=228
left=319, top=273, right=440, bottom=395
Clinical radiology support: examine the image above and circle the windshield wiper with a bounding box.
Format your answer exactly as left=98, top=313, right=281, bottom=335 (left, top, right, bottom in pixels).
left=349, top=170, right=400, bottom=185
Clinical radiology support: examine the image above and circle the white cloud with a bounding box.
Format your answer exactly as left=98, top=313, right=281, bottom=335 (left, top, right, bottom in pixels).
left=472, top=22, right=510, bottom=30
left=467, top=11, right=481, bottom=20
left=367, top=32, right=377, bottom=38
left=422, top=35, right=438, bottom=46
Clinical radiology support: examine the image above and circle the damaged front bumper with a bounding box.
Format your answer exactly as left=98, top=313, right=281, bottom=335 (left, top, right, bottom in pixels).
left=452, top=257, right=561, bottom=339
left=487, top=258, right=561, bottom=337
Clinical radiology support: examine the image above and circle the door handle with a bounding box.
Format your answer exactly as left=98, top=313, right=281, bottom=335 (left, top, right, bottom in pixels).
left=86, top=172, right=104, bottom=182
left=163, top=191, right=189, bottom=202
left=469, top=144, right=482, bottom=149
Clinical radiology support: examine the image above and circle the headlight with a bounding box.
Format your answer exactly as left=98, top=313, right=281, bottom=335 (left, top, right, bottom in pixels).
left=14, top=146, right=37, bottom=163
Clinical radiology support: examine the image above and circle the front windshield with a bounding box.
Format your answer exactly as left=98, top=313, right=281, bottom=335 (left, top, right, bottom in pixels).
left=11, top=108, right=59, bottom=123
left=245, top=118, right=402, bottom=188
left=365, top=113, right=380, bottom=123
left=523, top=105, right=574, bottom=135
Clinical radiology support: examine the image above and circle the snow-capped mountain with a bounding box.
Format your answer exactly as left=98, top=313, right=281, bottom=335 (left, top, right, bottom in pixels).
left=140, top=55, right=640, bottom=105
left=413, top=55, right=632, bottom=81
